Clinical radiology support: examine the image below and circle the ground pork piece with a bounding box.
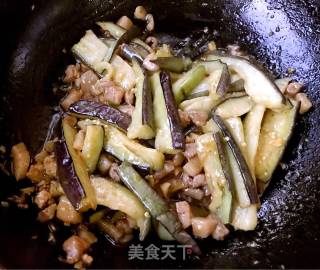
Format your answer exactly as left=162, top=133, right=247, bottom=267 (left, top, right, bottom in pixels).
left=56, top=196, right=82, bottom=225
left=73, top=130, right=85, bottom=151
left=97, top=154, right=112, bottom=176
left=63, top=235, right=90, bottom=264
left=43, top=154, right=57, bottom=178
left=179, top=109, right=191, bottom=128
left=26, top=163, right=44, bottom=183
left=286, top=82, right=303, bottom=96
left=176, top=201, right=192, bottom=229
left=118, top=104, right=135, bottom=117
left=78, top=225, right=98, bottom=245
left=212, top=221, right=229, bottom=240
left=191, top=215, right=217, bottom=238
left=61, top=88, right=83, bottom=111
left=35, top=149, right=49, bottom=163
left=80, top=70, right=99, bottom=98
left=183, top=156, right=202, bottom=177
left=109, top=163, right=121, bottom=182
left=187, top=110, right=208, bottom=126
left=124, top=88, right=135, bottom=105
left=172, top=152, right=185, bottom=167
left=64, top=64, right=80, bottom=83
left=34, top=190, right=51, bottom=209
left=153, top=161, right=175, bottom=181
left=37, top=203, right=57, bottom=223
left=184, top=188, right=204, bottom=200
left=184, top=143, right=197, bottom=159
left=182, top=173, right=206, bottom=188
left=102, top=81, right=125, bottom=105
left=11, top=143, right=30, bottom=181
left=117, top=16, right=133, bottom=30
left=81, top=254, right=93, bottom=266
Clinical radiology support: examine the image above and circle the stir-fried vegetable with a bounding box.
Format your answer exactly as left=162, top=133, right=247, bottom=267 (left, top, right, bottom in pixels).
left=213, top=114, right=259, bottom=205
left=243, top=104, right=266, bottom=175
left=81, top=125, right=104, bottom=172
left=206, top=51, right=286, bottom=109
left=72, top=30, right=114, bottom=76
left=151, top=72, right=182, bottom=153
left=160, top=71, right=185, bottom=150
left=59, top=117, right=97, bottom=211
left=118, top=162, right=201, bottom=254
left=215, top=96, right=253, bottom=119
left=255, top=100, right=300, bottom=184
left=69, top=100, right=131, bottom=131
left=196, top=133, right=233, bottom=224
left=127, top=60, right=155, bottom=139
left=10, top=9, right=313, bottom=265
left=104, top=125, right=164, bottom=170
left=90, top=176, right=150, bottom=240
left=152, top=56, right=192, bottom=73
left=173, top=65, right=206, bottom=103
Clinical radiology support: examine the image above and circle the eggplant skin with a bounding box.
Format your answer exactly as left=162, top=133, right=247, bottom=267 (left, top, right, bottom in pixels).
left=213, top=114, right=259, bottom=204
left=142, top=72, right=154, bottom=128
left=160, top=71, right=185, bottom=150
left=54, top=140, right=85, bottom=209
left=213, top=132, right=234, bottom=194
left=68, top=100, right=131, bottom=131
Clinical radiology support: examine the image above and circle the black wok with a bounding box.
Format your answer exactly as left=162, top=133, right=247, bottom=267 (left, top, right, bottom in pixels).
left=0, top=0, right=320, bottom=268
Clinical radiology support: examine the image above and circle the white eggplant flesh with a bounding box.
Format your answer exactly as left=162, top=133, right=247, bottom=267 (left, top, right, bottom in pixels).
left=206, top=53, right=285, bottom=109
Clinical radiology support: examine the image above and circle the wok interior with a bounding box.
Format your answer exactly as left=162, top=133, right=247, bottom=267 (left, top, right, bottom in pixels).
left=0, top=0, right=319, bottom=268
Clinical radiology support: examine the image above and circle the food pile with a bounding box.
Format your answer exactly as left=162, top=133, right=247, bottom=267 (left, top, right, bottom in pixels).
left=8, top=6, right=312, bottom=267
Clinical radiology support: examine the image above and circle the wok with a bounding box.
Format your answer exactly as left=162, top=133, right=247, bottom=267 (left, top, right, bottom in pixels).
left=0, top=0, right=320, bottom=268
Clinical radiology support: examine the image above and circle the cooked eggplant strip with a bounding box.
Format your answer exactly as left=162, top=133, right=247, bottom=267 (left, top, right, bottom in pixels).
left=104, top=125, right=164, bottom=170
left=152, top=56, right=192, bottom=73
left=255, top=100, right=300, bottom=183
left=243, top=104, right=266, bottom=175
left=196, top=133, right=233, bottom=224
left=229, top=73, right=244, bottom=92
left=212, top=114, right=259, bottom=204
left=213, top=132, right=234, bottom=194
left=150, top=72, right=179, bottom=154
left=111, top=55, right=136, bottom=91
left=206, top=51, right=285, bottom=109
left=81, top=125, right=104, bottom=172
left=60, top=117, right=97, bottom=211
left=160, top=71, right=185, bottom=150
left=216, top=64, right=230, bottom=96
left=214, top=96, right=253, bottom=119
left=119, top=43, right=145, bottom=63
left=111, top=25, right=142, bottom=59
left=90, top=176, right=151, bottom=241
left=68, top=100, right=131, bottom=131
left=118, top=162, right=201, bottom=255
left=232, top=204, right=257, bottom=231
left=72, top=30, right=114, bottom=77
left=173, top=65, right=206, bottom=103
left=127, top=60, right=155, bottom=139
left=97, top=22, right=125, bottom=38
left=142, top=73, right=154, bottom=127
left=224, top=117, right=248, bottom=160
left=55, top=140, right=85, bottom=209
